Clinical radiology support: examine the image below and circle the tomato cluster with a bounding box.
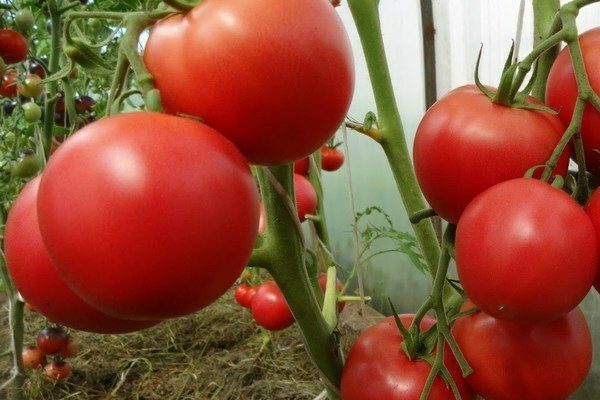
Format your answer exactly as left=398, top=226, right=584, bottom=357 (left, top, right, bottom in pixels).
left=22, top=326, right=77, bottom=383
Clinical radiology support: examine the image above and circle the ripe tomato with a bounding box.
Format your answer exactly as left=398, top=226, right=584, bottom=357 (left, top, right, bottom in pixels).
left=0, top=29, right=28, bottom=64
left=22, top=346, right=45, bottom=370
left=341, top=315, right=473, bottom=400
left=453, top=305, right=592, bottom=400
left=234, top=283, right=258, bottom=309
left=144, top=0, right=354, bottom=165
left=321, top=146, right=344, bottom=171
left=456, top=178, right=597, bottom=322
left=317, top=273, right=345, bottom=312
left=294, top=173, right=317, bottom=222
left=547, top=27, right=600, bottom=175
left=5, top=178, right=160, bottom=333
left=294, top=157, right=310, bottom=175
left=413, top=85, right=568, bottom=223
left=0, top=70, right=18, bottom=98
left=251, top=281, right=294, bottom=331
left=38, top=112, right=260, bottom=320
left=59, top=340, right=78, bottom=358
left=36, top=327, right=70, bottom=355
left=585, top=187, right=600, bottom=291
left=44, top=361, right=72, bottom=382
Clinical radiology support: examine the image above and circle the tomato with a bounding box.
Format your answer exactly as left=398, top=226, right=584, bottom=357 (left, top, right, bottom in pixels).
left=5, top=177, right=160, bottom=333
left=22, top=346, right=46, bottom=370
left=22, top=102, right=41, bottom=123
left=0, top=29, right=28, bottom=64
left=585, top=187, right=600, bottom=291
left=38, top=112, right=260, bottom=320
left=413, top=85, right=569, bottom=223
left=74, top=95, right=95, bottom=114
left=294, top=157, right=310, bottom=175
left=547, top=27, right=600, bottom=175
left=18, top=74, right=43, bottom=98
left=3, top=99, right=15, bottom=115
left=29, top=62, right=46, bottom=79
left=59, top=340, right=78, bottom=358
left=234, top=283, right=258, bottom=309
left=341, top=314, right=473, bottom=400
left=294, top=173, right=317, bottom=222
left=44, top=361, right=72, bottom=382
left=317, top=273, right=345, bottom=312
left=453, top=305, right=592, bottom=400
left=37, top=327, right=70, bottom=355
left=456, top=178, right=597, bottom=322
left=0, top=70, right=18, bottom=98
left=144, top=0, right=354, bottom=165
left=251, top=281, right=294, bottom=331
left=321, top=146, right=344, bottom=171
left=12, top=153, right=42, bottom=178
left=15, top=9, right=35, bottom=31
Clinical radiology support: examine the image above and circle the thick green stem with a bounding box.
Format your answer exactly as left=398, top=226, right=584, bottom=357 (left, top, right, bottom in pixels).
left=255, top=166, right=343, bottom=396
left=531, top=0, right=561, bottom=100
left=42, top=0, right=63, bottom=155
left=347, top=0, right=440, bottom=277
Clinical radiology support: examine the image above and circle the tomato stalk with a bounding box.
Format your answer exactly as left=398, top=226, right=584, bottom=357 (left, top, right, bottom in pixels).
left=252, top=165, right=343, bottom=397
left=531, top=0, right=561, bottom=101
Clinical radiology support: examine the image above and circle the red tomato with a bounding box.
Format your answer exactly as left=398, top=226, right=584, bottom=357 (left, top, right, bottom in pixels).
left=22, top=346, right=46, bottom=370
left=144, top=0, right=354, bottom=165
left=59, top=340, right=78, bottom=358
left=36, top=327, right=70, bottom=355
left=4, top=178, right=159, bottom=333
left=341, top=314, right=473, bottom=400
left=456, top=178, right=597, bottom=322
left=0, top=70, right=18, bottom=98
left=251, top=281, right=294, bottom=331
left=0, top=29, right=28, bottom=64
left=321, top=146, right=344, bottom=171
left=234, top=283, right=258, bottom=309
left=38, top=112, right=260, bottom=320
left=547, top=27, right=600, bottom=175
left=453, top=304, right=592, bottom=400
left=585, top=188, right=600, bottom=291
left=294, top=173, right=317, bottom=222
left=44, top=361, right=72, bottom=382
left=294, top=157, right=310, bottom=175
left=413, top=85, right=568, bottom=223
left=317, top=273, right=345, bottom=312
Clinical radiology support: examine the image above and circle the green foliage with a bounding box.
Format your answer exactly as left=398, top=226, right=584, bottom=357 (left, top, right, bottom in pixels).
left=356, top=206, right=427, bottom=273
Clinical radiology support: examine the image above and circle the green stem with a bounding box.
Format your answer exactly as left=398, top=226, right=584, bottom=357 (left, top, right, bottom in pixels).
left=347, top=0, right=441, bottom=278
left=308, top=152, right=331, bottom=249
left=162, top=0, right=197, bottom=12
left=42, top=0, right=63, bottom=155
left=531, top=0, right=561, bottom=100
left=106, top=51, right=130, bottom=115
left=62, top=79, right=79, bottom=131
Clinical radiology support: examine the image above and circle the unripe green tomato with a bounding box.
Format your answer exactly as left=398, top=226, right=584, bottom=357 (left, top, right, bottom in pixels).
left=1, top=131, right=16, bottom=151
left=89, top=18, right=101, bottom=30
left=12, top=153, right=42, bottom=179
left=18, top=74, right=43, bottom=98
left=22, top=102, right=41, bottom=123
left=15, top=9, right=35, bottom=31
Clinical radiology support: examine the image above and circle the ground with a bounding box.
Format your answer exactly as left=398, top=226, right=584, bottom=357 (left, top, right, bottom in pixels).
left=0, top=292, right=381, bottom=400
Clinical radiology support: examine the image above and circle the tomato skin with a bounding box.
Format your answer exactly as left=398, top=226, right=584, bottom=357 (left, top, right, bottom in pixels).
left=585, top=188, right=600, bottom=291
left=22, top=346, right=46, bottom=370
left=38, top=112, right=260, bottom=320
left=294, top=173, right=317, bottom=222
left=547, top=27, right=600, bottom=175
left=317, top=273, right=345, bottom=312
left=453, top=305, right=592, bottom=400
left=144, top=0, right=354, bottom=165
left=251, top=281, right=294, bottom=331
left=234, top=283, right=257, bottom=309
left=36, top=327, right=70, bottom=355
left=456, top=178, right=597, bottom=322
left=44, top=361, right=72, bottom=382
left=4, top=178, right=159, bottom=333
left=18, top=74, right=43, bottom=98
left=413, top=85, right=569, bottom=223
left=341, top=315, right=473, bottom=400
left=0, top=70, right=18, bottom=98
left=294, top=157, right=310, bottom=175
left=321, top=146, right=344, bottom=171
left=0, top=29, right=28, bottom=64
left=59, top=340, right=78, bottom=358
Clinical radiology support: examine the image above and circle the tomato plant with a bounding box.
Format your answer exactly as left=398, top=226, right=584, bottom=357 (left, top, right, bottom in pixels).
left=413, top=85, right=569, bottom=223
left=456, top=178, right=598, bottom=322
left=251, top=281, right=294, bottom=331
left=144, top=0, right=354, bottom=165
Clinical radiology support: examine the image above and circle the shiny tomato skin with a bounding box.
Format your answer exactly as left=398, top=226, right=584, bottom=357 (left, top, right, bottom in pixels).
left=321, top=146, right=344, bottom=171
left=144, top=0, right=354, bottom=165
left=294, top=157, right=310, bottom=175
left=341, top=315, right=473, bottom=400
left=317, top=273, right=345, bottom=312
left=251, top=281, right=294, bottom=331
left=0, top=70, right=18, bottom=98
left=0, top=29, right=28, bottom=63
left=4, top=178, right=159, bottom=333
left=585, top=188, right=600, bottom=291
left=234, top=283, right=257, bottom=309
left=294, top=173, right=317, bottom=222
left=547, top=27, right=600, bottom=175
left=456, top=178, right=597, bottom=322
left=413, top=85, right=568, bottom=223
left=453, top=306, right=592, bottom=400
left=37, top=112, right=260, bottom=320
